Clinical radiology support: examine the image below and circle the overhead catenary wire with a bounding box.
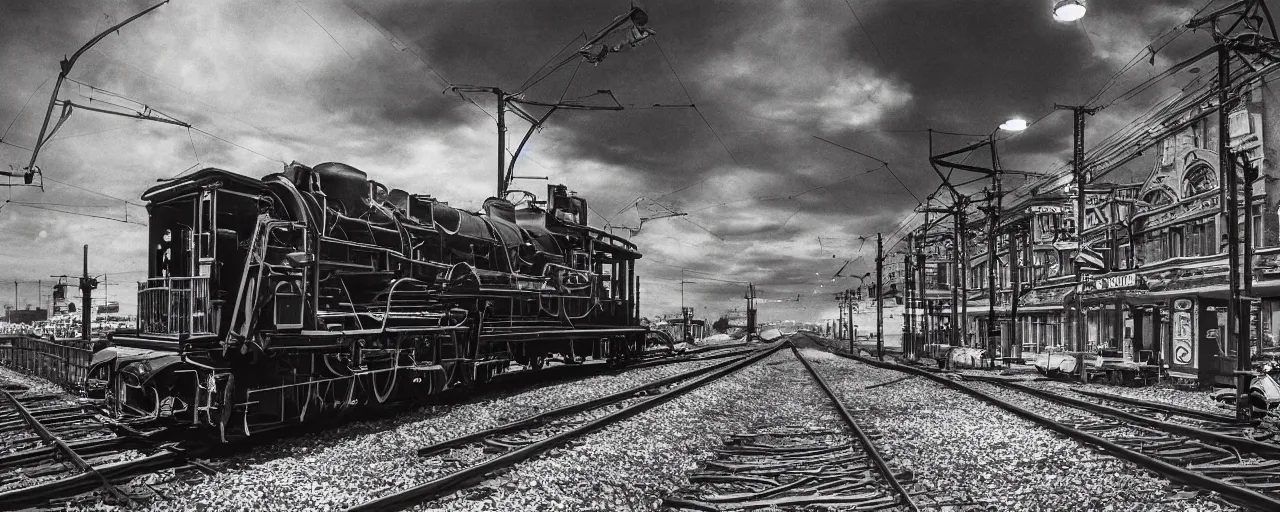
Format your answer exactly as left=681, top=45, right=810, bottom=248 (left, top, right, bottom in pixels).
left=517, top=32, right=588, bottom=95
left=41, top=175, right=144, bottom=208
left=343, top=1, right=497, bottom=124
left=5, top=201, right=144, bottom=226
left=293, top=0, right=355, bottom=60
left=1085, top=0, right=1218, bottom=108
left=654, top=38, right=740, bottom=167
left=2, top=76, right=52, bottom=145
left=841, top=0, right=888, bottom=71
left=188, top=126, right=284, bottom=165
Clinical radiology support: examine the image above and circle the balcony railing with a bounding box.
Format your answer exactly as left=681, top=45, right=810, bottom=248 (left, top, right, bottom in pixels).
left=138, top=276, right=214, bottom=336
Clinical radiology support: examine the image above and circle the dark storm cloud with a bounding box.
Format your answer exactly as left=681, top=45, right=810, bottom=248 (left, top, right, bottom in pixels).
left=0, top=0, right=1241, bottom=321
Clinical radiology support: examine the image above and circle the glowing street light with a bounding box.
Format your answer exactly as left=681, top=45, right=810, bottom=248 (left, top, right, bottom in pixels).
left=1000, top=118, right=1029, bottom=131
left=1053, top=0, right=1087, bottom=22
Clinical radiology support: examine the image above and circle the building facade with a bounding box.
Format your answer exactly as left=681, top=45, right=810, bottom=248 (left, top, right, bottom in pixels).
left=895, top=76, right=1280, bottom=383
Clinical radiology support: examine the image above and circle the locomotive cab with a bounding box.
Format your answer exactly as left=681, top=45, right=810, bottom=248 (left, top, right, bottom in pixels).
left=93, top=169, right=269, bottom=421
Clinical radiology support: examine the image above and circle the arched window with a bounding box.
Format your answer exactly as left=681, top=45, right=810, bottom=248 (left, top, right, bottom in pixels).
left=1142, top=189, right=1174, bottom=208
left=1183, top=165, right=1217, bottom=197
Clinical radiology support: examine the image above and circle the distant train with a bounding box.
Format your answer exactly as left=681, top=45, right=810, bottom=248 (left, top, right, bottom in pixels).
left=87, top=162, right=652, bottom=440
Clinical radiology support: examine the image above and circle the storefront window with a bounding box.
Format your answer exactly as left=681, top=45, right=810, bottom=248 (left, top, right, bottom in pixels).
left=1264, top=300, right=1280, bottom=350
left=1253, top=204, right=1264, bottom=248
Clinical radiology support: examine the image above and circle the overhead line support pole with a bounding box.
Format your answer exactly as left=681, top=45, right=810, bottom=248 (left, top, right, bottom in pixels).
left=876, top=232, right=884, bottom=361
left=1055, top=103, right=1100, bottom=381
left=1217, top=40, right=1248, bottom=421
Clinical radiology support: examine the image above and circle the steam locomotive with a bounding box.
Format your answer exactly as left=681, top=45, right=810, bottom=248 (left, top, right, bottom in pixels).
left=87, top=162, right=649, bottom=440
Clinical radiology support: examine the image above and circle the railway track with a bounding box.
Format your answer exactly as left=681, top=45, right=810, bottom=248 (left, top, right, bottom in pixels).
left=662, top=346, right=917, bottom=511
left=0, top=341, right=759, bottom=509
left=0, top=387, right=204, bottom=511
left=345, top=342, right=786, bottom=511
left=836, top=350, right=1280, bottom=511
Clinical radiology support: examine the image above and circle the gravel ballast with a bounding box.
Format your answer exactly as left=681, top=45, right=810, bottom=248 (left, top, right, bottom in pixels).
left=801, top=349, right=1239, bottom=511
left=142, top=354, right=767, bottom=511
left=421, top=349, right=861, bottom=511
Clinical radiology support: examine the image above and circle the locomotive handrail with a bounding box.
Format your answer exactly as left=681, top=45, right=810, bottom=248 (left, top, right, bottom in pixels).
left=137, top=275, right=212, bottom=336
left=379, top=278, right=433, bottom=332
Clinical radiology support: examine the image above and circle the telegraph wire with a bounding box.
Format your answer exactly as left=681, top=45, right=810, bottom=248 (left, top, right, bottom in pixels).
left=841, top=0, right=888, bottom=71
left=189, top=126, right=284, bottom=165
left=41, top=175, right=144, bottom=208
left=293, top=0, right=355, bottom=60
left=46, top=125, right=133, bottom=143
left=5, top=201, right=145, bottom=226
left=2, top=76, right=51, bottom=145
left=1085, top=0, right=1218, bottom=108
left=343, top=1, right=497, bottom=124
left=654, top=39, right=740, bottom=166
left=517, top=32, right=587, bottom=95
left=8, top=201, right=114, bottom=209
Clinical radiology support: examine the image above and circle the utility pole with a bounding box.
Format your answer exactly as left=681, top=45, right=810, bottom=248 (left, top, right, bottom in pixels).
left=79, top=245, right=95, bottom=342
left=745, top=283, right=757, bottom=339
left=11, top=281, right=15, bottom=324
left=954, top=199, right=966, bottom=347
left=1217, top=41, right=1247, bottom=421
left=904, top=237, right=914, bottom=358
left=836, top=292, right=844, bottom=341
left=847, top=290, right=855, bottom=350
left=876, top=232, right=885, bottom=360
left=1009, top=228, right=1021, bottom=359
left=920, top=205, right=931, bottom=353
left=1055, top=103, right=1100, bottom=382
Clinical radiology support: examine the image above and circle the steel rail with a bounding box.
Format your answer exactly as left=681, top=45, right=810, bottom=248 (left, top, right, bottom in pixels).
left=0, top=436, right=142, bottom=470
left=0, top=449, right=186, bottom=511
left=1070, top=388, right=1240, bottom=424
left=624, top=346, right=764, bottom=370
left=973, top=380, right=1280, bottom=457
left=836, top=353, right=1280, bottom=512
left=790, top=346, right=919, bottom=512
left=418, top=346, right=767, bottom=456
left=347, top=341, right=788, bottom=512
left=0, top=390, right=130, bottom=504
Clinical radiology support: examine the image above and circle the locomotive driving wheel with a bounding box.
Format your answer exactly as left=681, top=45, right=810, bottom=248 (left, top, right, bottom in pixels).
left=218, top=375, right=236, bottom=443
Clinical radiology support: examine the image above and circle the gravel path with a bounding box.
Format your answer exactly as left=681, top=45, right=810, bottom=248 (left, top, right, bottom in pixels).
left=421, top=349, right=851, bottom=512
left=801, top=349, right=1239, bottom=511
left=141, top=355, right=763, bottom=511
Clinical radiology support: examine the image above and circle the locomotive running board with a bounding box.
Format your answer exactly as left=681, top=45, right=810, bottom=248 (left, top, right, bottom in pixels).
left=477, top=327, right=647, bottom=342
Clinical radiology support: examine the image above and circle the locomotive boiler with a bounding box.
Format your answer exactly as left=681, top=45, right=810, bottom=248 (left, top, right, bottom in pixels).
left=88, top=162, right=647, bottom=440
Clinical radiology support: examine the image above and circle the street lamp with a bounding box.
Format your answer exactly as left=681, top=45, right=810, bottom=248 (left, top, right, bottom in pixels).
left=1053, top=0, right=1087, bottom=22
left=1000, top=118, right=1029, bottom=131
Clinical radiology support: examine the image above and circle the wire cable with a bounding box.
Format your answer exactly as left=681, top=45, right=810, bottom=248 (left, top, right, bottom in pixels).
left=189, top=126, right=284, bottom=164
left=2, top=76, right=51, bottom=143
left=294, top=0, right=355, bottom=60
left=654, top=39, right=740, bottom=166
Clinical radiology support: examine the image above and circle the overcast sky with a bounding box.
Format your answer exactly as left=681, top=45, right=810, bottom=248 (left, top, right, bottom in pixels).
left=0, top=0, right=1232, bottom=322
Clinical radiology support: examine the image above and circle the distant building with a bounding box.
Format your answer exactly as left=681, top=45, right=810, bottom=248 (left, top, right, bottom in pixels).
left=8, top=307, right=48, bottom=324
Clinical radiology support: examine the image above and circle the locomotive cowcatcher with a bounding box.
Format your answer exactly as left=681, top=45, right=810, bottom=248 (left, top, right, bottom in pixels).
left=88, top=162, right=648, bottom=440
